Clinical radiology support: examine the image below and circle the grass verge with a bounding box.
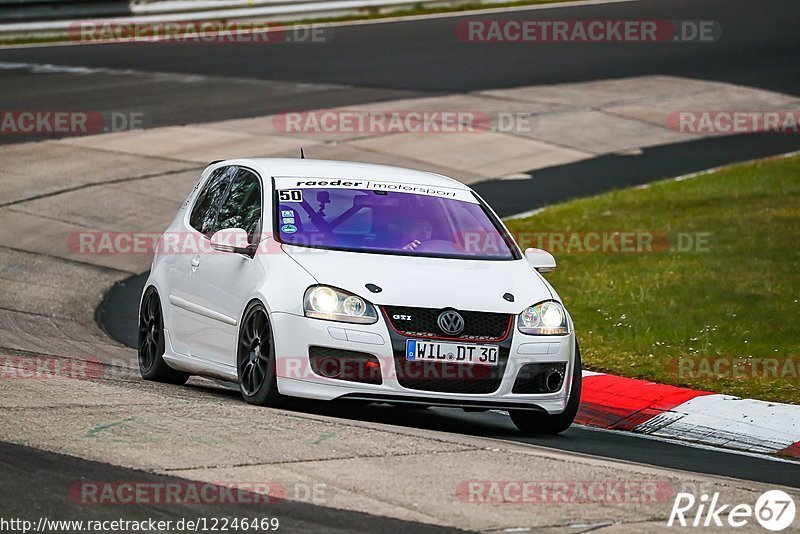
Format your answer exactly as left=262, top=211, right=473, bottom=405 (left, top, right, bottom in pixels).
left=505, top=154, right=800, bottom=404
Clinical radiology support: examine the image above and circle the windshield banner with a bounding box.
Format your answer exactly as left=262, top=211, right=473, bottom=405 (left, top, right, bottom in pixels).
left=272, top=177, right=478, bottom=203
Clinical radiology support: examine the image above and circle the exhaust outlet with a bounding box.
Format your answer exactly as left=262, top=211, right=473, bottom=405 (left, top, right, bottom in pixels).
left=512, top=362, right=568, bottom=394
left=317, top=358, right=341, bottom=378
left=544, top=369, right=564, bottom=392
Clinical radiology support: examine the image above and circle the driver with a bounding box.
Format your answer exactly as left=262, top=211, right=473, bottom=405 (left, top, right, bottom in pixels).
left=401, top=219, right=433, bottom=251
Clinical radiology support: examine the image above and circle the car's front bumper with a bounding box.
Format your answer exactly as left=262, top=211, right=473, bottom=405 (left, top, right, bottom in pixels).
left=270, top=311, right=577, bottom=415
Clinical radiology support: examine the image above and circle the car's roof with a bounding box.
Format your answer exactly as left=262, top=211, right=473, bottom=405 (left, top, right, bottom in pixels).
left=218, top=158, right=471, bottom=191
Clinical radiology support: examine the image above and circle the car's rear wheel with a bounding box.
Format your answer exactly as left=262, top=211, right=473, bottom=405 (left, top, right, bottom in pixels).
left=138, top=287, right=190, bottom=385
left=237, top=302, right=283, bottom=406
left=509, top=341, right=582, bottom=435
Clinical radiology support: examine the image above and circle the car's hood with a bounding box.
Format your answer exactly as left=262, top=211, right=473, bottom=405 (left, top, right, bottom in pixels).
left=282, top=245, right=553, bottom=313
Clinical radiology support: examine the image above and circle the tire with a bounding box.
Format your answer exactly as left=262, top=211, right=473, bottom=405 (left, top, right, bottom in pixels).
left=138, top=287, right=190, bottom=385
left=509, top=341, right=582, bottom=435
left=237, top=301, right=283, bottom=406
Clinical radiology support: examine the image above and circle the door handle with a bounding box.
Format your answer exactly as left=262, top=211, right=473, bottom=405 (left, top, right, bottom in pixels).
left=191, top=255, right=201, bottom=271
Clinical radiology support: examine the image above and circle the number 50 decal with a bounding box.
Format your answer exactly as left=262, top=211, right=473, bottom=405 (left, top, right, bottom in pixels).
left=278, top=190, right=303, bottom=202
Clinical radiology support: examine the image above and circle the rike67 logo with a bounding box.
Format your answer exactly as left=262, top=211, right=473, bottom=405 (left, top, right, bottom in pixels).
left=668, top=490, right=796, bottom=531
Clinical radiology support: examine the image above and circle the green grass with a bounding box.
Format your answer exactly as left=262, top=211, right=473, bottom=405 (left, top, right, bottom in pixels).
left=295, top=0, right=573, bottom=24
left=505, top=155, right=800, bottom=404
left=0, top=0, right=576, bottom=46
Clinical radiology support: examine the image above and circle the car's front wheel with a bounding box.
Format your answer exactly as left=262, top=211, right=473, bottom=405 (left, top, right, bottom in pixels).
left=509, top=341, right=582, bottom=435
left=237, top=301, right=283, bottom=406
left=138, top=287, right=190, bottom=385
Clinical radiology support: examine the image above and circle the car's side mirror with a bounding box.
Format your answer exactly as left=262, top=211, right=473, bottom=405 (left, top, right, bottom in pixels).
left=210, top=228, right=256, bottom=258
left=524, top=248, right=556, bottom=273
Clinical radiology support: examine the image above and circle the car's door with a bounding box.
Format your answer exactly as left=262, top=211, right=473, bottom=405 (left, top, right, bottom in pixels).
left=166, top=165, right=235, bottom=358
left=187, top=167, right=268, bottom=367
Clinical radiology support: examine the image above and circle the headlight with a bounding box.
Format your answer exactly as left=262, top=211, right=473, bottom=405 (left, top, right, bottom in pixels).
left=304, top=285, right=378, bottom=324
left=518, top=300, right=569, bottom=335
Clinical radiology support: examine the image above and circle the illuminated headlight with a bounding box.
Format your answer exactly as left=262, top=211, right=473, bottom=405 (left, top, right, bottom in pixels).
left=518, top=300, right=569, bottom=335
left=304, top=285, right=378, bottom=324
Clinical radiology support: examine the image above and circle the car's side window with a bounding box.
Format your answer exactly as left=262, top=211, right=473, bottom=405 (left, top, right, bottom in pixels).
left=189, top=167, right=233, bottom=237
left=214, top=168, right=262, bottom=244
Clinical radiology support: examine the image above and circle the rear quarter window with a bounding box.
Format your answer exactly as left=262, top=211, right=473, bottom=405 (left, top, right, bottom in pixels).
left=189, top=167, right=232, bottom=237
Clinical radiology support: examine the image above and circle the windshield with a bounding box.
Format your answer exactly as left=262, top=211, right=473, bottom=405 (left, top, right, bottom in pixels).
left=273, top=182, right=518, bottom=260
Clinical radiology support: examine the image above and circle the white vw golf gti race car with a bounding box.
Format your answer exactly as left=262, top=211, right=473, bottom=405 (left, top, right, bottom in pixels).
left=139, top=158, right=581, bottom=433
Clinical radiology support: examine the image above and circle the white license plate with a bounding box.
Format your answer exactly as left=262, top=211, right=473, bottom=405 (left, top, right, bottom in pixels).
left=405, top=339, right=499, bottom=366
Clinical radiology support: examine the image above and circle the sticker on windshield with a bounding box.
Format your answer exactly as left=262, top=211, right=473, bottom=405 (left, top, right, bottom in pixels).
left=278, top=190, right=303, bottom=202
left=281, top=224, right=298, bottom=234
left=273, top=177, right=477, bottom=203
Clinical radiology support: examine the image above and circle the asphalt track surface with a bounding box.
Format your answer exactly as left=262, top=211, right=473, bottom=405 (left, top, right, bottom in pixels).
left=4, top=0, right=800, bottom=524
left=0, top=0, right=798, bottom=143
left=0, top=441, right=466, bottom=532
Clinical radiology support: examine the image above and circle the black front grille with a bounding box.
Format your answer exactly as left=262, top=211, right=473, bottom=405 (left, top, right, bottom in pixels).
left=393, top=351, right=508, bottom=394
left=383, top=306, right=512, bottom=341
left=383, top=306, right=514, bottom=394
left=512, top=362, right=567, bottom=394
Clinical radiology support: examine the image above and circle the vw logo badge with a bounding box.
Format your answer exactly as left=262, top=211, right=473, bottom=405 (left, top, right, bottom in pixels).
left=437, top=310, right=465, bottom=336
